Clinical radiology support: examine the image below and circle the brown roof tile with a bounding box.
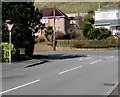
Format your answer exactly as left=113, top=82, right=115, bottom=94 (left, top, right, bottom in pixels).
left=40, top=7, right=68, bottom=17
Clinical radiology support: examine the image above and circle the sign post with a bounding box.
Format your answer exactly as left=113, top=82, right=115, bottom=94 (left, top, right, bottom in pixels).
left=6, top=22, right=14, bottom=63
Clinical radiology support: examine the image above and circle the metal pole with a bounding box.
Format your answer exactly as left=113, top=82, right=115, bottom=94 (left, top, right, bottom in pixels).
left=9, top=31, right=11, bottom=63
left=53, top=7, right=56, bottom=51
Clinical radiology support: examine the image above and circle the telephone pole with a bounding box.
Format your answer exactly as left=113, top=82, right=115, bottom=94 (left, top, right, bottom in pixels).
left=53, top=7, right=56, bottom=51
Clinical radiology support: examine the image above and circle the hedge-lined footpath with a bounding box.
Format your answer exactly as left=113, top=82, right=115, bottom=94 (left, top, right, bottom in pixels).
left=57, top=39, right=120, bottom=48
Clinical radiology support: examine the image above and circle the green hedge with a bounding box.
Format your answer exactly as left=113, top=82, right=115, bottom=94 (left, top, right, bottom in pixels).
left=57, top=39, right=120, bottom=48
left=0, top=42, right=17, bottom=62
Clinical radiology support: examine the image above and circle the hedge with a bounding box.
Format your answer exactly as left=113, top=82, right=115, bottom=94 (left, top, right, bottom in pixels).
left=57, top=39, right=120, bottom=48
left=0, top=42, right=17, bottom=62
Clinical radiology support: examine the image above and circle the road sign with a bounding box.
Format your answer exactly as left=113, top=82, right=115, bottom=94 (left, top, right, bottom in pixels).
left=6, top=23, right=14, bottom=32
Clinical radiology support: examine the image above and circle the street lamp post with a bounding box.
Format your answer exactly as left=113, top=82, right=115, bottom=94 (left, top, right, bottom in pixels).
left=5, top=20, right=14, bottom=64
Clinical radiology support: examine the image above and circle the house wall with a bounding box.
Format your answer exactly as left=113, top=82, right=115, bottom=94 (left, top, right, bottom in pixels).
left=64, top=18, right=70, bottom=34
left=40, top=17, right=69, bottom=34
left=94, top=8, right=120, bottom=35
left=50, top=18, right=65, bottom=34
left=95, top=10, right=120, bottom=20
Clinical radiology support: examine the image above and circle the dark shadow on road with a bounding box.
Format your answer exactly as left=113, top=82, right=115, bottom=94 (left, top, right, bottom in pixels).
left=33, top=54, right=87, bottom=60
left=32, top=55, right=50, bottom=59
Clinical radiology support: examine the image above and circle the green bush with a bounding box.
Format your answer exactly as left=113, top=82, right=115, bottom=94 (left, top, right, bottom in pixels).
left=56, top=31, right=64, bottom=39
left=107, top=36, right=119, bottom=47
left=83, top=13, right=94, bottom=24
left=87, top=27, right=112, bottom=40
left=82, top=21, right=93, bottom=38
left=0, top=42, right=17, bottom=62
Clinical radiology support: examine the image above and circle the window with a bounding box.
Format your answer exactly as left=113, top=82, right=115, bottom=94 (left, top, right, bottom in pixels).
left=116, top=12, right=119, bottom=18
left=54, top=27, right=56, bottom=31
left=42, top=18, right=48, bottom=23
left=58, top=27, right=61, bottom=31
left=55, top=17, right=60, bottom=22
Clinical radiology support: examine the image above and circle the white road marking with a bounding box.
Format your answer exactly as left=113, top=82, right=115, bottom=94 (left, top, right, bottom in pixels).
left=105, top=56, right=114, bottom=60
left=79, top=58, right=83, bottom=61
left=87, top=55, right=91, bottom=57
left=0, top=79, right=40, bottom=95
left=89, top=60, right=102, bottom=64
left=58, top=66, right=82, bottom=75
left=79, top=57, right=92, bottom=61
left=85, top=57, right=92, bottom=60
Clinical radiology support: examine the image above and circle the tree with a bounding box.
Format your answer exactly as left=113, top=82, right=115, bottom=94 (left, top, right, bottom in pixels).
left=83, top=11, right=94, bottom=24
left=87, top=27, right=112, bottom=40
left=2, top=2, right=41, bottom=56
left=44, top=26, right=53, bottom=42
left=87, top=28, right=101, bottom=39
left=82, top=21, right=93, bottom=38
left=74, top=15, right=83, bottom=29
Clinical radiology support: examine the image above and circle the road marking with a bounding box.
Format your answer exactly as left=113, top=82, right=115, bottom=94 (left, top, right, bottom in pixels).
left=85, top=57, right=92, bottom=60
left=58, top=66, right=82, bottom=75
left=0, top=79, right=40, bottom=95
left=89, top=60, right=102, bottom=64
left=79, top=57, right=92, bottom=61
left=87, top=55, right=91, bottom=57
left=105, top=56, right=114, bottom=60
left=79, top=58, right=83, bottom=61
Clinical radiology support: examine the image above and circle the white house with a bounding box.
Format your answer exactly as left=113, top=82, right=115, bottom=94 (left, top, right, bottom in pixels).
left=94, top=7, right=120, bottom=35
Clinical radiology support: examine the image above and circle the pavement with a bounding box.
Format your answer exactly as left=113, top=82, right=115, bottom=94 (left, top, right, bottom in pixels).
left=1, top=50, right=119, bottom=96
left=1, top=59, right=49, bottom=73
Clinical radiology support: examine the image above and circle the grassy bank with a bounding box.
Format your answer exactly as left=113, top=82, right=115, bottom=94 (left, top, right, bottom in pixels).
left=34, top=2, right=118, bottom=13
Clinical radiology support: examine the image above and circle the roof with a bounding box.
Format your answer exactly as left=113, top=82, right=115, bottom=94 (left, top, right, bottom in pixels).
left=66, top=13, right=87, bottom=18
left=94, top=19, right=120, bottom=26
left=96, top=7, right=120, bottom=12
left=40, top=7, right=68, bottom=18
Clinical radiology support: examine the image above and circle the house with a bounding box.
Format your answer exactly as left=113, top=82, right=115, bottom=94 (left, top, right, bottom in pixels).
left=66, top=13, right=87, bottom=28
left=94, top=7, right=120, bottom=35
left=38, top=7, right=70, bottom=35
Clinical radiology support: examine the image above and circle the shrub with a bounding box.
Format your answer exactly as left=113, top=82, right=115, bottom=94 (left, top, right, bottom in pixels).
left=87, top=27, right=112, bottom=40
left=74, top=29, right=85, bottom=39
left=84, top=13, right=94, bottom=24
left=87, top=28, right=100, bottom=39
left=44, top=26, right=53, bottom=42
left=82, top=21, right=93, bottom=38
left=35, top=36, right=45, bottom=43
left=56, top=31, right=64, bottom=39
left=107, top=36, right=118, bottom=47
left=0, top=42, right=17, bottom=62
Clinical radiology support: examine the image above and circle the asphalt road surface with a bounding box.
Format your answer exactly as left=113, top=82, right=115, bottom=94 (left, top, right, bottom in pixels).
left=1, top=50, right=119, bottom=95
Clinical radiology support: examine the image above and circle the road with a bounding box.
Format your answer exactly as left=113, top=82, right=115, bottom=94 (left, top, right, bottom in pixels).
left=1, top=50, right=119, bottom=95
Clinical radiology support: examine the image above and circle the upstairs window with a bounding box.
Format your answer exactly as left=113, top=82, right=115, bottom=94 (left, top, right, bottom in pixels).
left=55, top=17, right=60, bottom=22
left=116, top=12, right=119, bottom=19
left=42, top=18, right=48, bottom=23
